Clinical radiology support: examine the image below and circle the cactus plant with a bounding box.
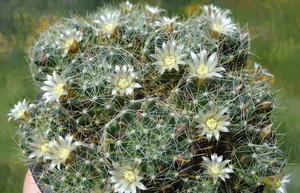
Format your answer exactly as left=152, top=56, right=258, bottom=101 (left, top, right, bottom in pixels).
left=9, top=2, right=290, bottom=193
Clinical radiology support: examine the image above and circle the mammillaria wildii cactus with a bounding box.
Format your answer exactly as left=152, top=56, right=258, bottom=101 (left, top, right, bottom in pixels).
left=9, top=2, right=290, bottom=193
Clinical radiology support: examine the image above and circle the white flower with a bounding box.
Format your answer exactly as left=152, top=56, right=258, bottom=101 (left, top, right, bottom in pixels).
left=154, top=16, right=181, bottom=31
left=266, top=173, right=290, bottom=193
left=202, top=4, right=231, bottom=17
left=187, top=50, right=225, bottom=80
left=202, top=153, right=234, bottom=184
left=108, top=65, right=142, bottom=96
left=150, top=41, right=187, bottom=74
left=8, top=99, right=31, bottom=121
left=41, top=71, right=69, bottom=103
left=207, top=11, right=237, bottom=38
left=194, top=108, right=230, bottom=141
left=94, top=12, right=120, bottom=38
left=109, top=160, right=147, bottom=193
left=120, top=1, right=134, bottom=14
left=124, top=1, right=133, bottom=9
left=28, top=131, right=50, bottom=162
left=145, top=5, right=165, bottom=15
left=45, top=134, right=80, bottom=170
left=56, top=28, right=83, bottom=55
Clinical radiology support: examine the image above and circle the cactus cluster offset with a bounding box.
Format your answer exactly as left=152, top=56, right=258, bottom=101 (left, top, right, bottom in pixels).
left=9, top=2, right=290, bottom=193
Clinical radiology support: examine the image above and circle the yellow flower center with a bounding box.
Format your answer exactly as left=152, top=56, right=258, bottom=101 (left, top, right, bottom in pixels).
left=103, top=22, right=114, bottom=32
left=164, top=56, right=176, bottom=66
left=124, top=170, right=136, bottom=183
left=58, top=148, right=70, bottom=160
left=196, top=64, right=209, bottom=76
left=65, top=39, right=75, bottom=49
left=212, top=23, right=224, bottom=32
left=53, top=83, right=65, bottom=96
left=164, top=20, right=170, bottom=25
left=118, top=79, right=130, bottom=90
left=206, top=118, right=218, bottom=130
left=209, top=166, right=220, bottom=175
left=16, top=110, right=26, bottom=118
left=40, top=143, right=49, bottom=154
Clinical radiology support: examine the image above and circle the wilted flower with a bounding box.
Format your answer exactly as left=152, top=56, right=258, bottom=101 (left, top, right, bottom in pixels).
left=56, top=28, right=83, bottom=55
left=8, top=99, right=31, bottom=121
left=94, top=12, right=120, bottom=38
left=265, top=173, right=290, bottom=193
left=107, top=65, right=142, bottom=96
left=187, top=50, right=225, bottom=80
left=150, top=41, right=187, bottom=74
left=108, top=160, right=147, bottom=193
left=206, top=11, right=237, bottom=38
left=250, top=62, right=274, bottom=81
left=28, top=130, right=50, bottom=162
left=41, top=71, right=70, bottom=103
left=154, top=16, right=181, bottom=32
left=194, top=108, right=230, bottom=141
left=45, top=134, right=80, bottom=170
left=202, top=153, right=234, bottom=184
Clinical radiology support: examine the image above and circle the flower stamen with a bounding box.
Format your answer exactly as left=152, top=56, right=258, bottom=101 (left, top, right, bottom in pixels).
left=118, top=79, right=130, bottom=90
left=58, top=148, right=70, bottom=160
left=164, top=56, right=176, bottom=66
left=53, top=84, right=65, bottom=96
left=65, top=40, right=75, bottom=48
left=209, top=166, right=220, bottom=175
left=16, top=110, right=26, bottom=118
left=206, top=118, right=218, bottom=130
left=212, top=23, right=224, bottom=32
left=104, top=22, right=114, bottom=32
left=197, top=64, right=209, bottom=76
left=40, top=143, right=49, bottom=154
left=124, top=170, right=136, bottom=183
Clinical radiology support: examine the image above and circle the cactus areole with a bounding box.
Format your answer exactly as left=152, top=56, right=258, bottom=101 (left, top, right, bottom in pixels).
left=9, top=2, right=290, bottom=193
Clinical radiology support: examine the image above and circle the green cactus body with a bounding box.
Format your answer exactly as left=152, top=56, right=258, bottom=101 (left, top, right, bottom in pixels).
left=9, top=2, right=289, bottom=193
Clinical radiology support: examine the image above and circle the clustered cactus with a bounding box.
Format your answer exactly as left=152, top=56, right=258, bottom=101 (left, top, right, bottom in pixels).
left=9, top=2, right=290, bottom=193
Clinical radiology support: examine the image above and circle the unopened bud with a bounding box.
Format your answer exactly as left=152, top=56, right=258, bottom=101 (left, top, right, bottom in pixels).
left=80, top=28, right=86, bottom=34
left=260, top=123, right=273, bottom=138
left=114, top=131, right=126, bottom=139
left=239, top=155, right=249, bottom=165
left=259, top=101, right=272, bottom=109
left=174, top=123, right=187, bottom=134
left=174, top=154, right=185, bottom=166
left=233, top=84, right=244, bottom=95
left=136, top=109, right=144, bottom=120
left=38, top=53, right=49, bottom=66
left=81, top=98, right=91, bottom=107
left=239, top=32, right=249, bottom=41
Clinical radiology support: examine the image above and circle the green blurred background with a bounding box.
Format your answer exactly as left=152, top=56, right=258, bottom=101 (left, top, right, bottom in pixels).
left=1, top=0, right=299, bottom=192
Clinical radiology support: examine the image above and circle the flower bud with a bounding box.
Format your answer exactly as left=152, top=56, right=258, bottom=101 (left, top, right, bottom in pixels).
left=260, top=123, right=273, bottom=138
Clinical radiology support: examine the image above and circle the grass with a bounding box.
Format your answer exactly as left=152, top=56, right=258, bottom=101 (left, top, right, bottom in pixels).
left=1, top=0, right=299, bottom=192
